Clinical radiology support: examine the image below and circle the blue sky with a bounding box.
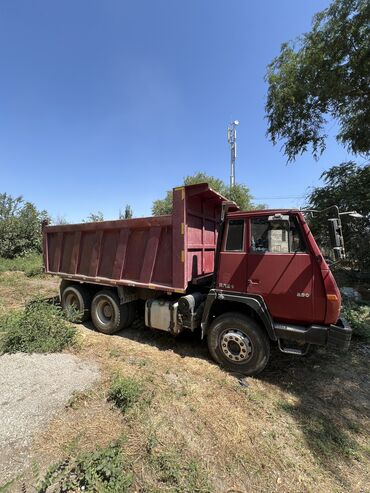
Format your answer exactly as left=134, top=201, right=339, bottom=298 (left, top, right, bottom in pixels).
left=0, top=0, right=353, bottom=222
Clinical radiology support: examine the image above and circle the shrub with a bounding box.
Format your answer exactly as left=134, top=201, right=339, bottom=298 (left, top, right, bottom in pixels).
left=342, top=301, right=370, bottom=342
left=0, top=299, right=76, bottom=354
left=35, top=441, right=132, bottom=493
left=107, top=374, right=142, bottom=413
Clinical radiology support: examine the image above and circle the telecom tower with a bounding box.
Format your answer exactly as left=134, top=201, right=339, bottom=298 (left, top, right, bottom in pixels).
left=227, top=120, right=239, bottom=188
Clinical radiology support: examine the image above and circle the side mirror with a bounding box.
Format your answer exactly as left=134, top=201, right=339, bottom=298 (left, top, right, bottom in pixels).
left=328, top=218, right=345, bottom=260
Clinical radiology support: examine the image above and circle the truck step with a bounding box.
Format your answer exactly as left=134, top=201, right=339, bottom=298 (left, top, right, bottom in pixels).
left=277, top=338, right=311, bottom=355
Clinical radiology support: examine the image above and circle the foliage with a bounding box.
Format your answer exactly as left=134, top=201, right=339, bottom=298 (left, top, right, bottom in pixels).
left=119, top=204, right=133, bottom=219
left=306, top=162, right=370, bottom=269
left=0, top=193, right=48, bottom=259
left=35, top=441, right=132, bottom=493
left=84, top=211, right=104, bottom=222
left=266, top=0, right=370, bottom=161
left=152, top=171, right=261, bottom=215
left=107, top=374, right=142, bottom=412
left=0, top=253, right=43, bottom=277
left=0, top=299, right=76, bottom=354
left=342, top=300, right=370, bottom=342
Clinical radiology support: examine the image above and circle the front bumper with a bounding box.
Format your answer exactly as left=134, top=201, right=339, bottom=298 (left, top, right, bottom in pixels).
left=274, top=318, right=352, bottom=351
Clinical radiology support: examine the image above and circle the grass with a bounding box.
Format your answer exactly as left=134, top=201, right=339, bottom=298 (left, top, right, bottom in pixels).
left=0, top=253, right=43, bottom=277
left=34, top=441, right=132, bottom=493
left=1, top=271, right=369, bottom=492
left=107, top=374, right=143, bottom=413
left=0, top=299, right=76, bottom=354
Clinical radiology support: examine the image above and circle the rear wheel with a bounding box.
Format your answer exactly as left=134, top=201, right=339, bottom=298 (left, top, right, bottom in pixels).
left=207, top=312, right=270, bottom=376
left=91, top=290, right=135, bottom=334
left=60, top=284, right=91, bottom=322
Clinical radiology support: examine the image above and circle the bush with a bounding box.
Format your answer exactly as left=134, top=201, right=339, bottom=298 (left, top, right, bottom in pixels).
left=0, top=253, right=43, bottom=277
left=0, top=299, right=76, bottom=354
left=35, top=441, right=132, bottom=493
left=342, top=301, right=370, bottom=343
left=107, top=374, right=142, bottom=413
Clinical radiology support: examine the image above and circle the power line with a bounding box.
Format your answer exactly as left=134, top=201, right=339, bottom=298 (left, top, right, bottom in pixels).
left=253, top=195, right=306, bottom=200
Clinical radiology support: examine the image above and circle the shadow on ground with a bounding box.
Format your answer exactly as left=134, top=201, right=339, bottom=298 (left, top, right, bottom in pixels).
left=261, top=341, right=370, bottom=483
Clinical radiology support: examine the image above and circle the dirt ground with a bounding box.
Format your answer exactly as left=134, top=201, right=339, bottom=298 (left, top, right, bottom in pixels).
left=0, top=272, right=369, bottom=492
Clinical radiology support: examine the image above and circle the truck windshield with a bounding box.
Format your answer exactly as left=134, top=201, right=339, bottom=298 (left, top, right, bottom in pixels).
left=250, top=216, right=305, bottom=253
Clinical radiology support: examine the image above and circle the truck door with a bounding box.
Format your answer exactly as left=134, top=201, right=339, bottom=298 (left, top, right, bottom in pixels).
left=217, top=219, right=247, bottom=292
left=246, top=215, right=314, bottom=324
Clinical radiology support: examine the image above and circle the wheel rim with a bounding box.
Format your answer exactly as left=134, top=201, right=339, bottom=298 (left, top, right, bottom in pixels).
left=220, top=329, right=253, bottom=363
left=65, top=292, right=80, bottom=310
left=96, top=298, right=114, bottom=325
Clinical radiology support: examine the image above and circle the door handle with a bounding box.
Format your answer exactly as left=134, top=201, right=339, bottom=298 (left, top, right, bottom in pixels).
left=248, top=279, right=260, bottom=285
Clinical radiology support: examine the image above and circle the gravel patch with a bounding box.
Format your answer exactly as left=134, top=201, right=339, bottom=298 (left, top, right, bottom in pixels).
left=0, top=352, right=100, bottom=483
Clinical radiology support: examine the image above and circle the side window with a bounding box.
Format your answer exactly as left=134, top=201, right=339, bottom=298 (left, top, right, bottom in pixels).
left=225, top=219, right=244, bottom=251
left=250, top=216, right=306, bottom=253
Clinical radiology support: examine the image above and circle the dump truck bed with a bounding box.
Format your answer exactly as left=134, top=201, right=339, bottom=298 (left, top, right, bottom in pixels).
left=43, top=183, right=235, bottom=293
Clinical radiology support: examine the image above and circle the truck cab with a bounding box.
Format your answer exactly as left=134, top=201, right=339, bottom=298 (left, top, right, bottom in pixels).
left=217, top=209, right=340, bottom=326
left=202, top=208, right=350, bottom=374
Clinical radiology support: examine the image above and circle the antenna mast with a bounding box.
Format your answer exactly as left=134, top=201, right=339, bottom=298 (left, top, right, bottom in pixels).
left=227, top=120, right=239, bottom=188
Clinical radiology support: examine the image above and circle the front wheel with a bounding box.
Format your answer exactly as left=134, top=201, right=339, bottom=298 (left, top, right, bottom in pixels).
left=207, top=312, right=270, bottom=376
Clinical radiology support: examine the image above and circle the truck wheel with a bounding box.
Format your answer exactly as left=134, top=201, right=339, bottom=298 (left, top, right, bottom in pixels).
left=207, top=312, right=270, bottom=376
left=61, top=284, right=91, bottom=322
left=91, top=290, right=135, bottom=334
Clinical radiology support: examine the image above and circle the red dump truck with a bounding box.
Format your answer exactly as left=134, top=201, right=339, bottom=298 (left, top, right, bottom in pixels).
left=43, top=183, right=351, bottom=375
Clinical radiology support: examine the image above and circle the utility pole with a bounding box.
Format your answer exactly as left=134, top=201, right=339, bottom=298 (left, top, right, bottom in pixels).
left=227, top=120, right=239, bottom=188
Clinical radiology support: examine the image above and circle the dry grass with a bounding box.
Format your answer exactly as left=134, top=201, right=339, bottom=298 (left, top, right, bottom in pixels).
left=1, top=273, right=369, bottom=492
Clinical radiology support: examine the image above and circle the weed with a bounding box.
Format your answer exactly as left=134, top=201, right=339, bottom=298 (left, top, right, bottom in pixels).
left=150, top=449, right=211, bottom=493
left=0, top=254, right=43, bottom=277
left=109, top=348, right=121, bottom=359
left=107, top=374, right=142, bottom=413
left=62, top=303, right=84, bottom=323
left=0, top=299, right=76, bottom=354
left=35, top=441, right=132, bottom=493
left=66, top=389, right=94, bottom=410
left=0, top=478, right=16, bottom=493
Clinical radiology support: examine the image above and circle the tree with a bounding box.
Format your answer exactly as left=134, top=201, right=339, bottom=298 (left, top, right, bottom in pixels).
left=0, top=193, right=48, bottom=258
left=306, top=162, right=370, bottom=268
left=152, top=172, right=261, bottom=215
left=84, top=211, right=104, bottom=222
left=265, top=0, right=370, bottom=162
left=119, top=204, right=133, bottom=219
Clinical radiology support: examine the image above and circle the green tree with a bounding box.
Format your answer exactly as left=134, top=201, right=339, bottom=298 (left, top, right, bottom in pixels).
left=119, top=204, right=133, bottom=219
left=0, top=193, right=48, bottom=258
left=84, top=211, right=104, bottom=222
left=266, top=0, right=370, bottom=161
left=306, top=162, right=370, bottom=268
left=152, top=172, right=261, bottom=215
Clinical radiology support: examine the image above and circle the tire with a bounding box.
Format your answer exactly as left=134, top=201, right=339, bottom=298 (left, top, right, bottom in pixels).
left=207, top=312, right=270, bottom=376
left=61, top=284, right=92, bottom=322
left=91, top=290, right=135, bottom=335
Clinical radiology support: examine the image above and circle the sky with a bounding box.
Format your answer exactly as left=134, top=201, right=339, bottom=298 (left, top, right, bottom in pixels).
left=0, top=0, right=354, bottom=222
